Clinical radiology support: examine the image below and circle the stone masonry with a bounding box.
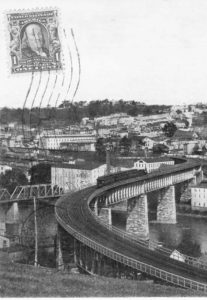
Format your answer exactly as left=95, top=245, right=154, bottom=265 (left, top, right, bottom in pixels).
left=157, top=185, right=176, bottom=224
left=126, top=194, right=149, bottom=240
left=99, top=207, right=112, bottom=225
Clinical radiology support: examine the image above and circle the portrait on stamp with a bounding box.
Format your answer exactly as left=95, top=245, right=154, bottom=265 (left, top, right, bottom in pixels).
left=7, top=10, right=62, bottom=73
left=21, top=23, right=49, bottom=59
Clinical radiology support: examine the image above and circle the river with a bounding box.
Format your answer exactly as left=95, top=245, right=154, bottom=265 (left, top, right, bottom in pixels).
left=9, top=202, right=207, bottom=267
left=112, top=211, right=207, bottom=258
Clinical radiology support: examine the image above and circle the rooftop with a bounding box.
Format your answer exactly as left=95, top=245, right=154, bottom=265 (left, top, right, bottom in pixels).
left=60, top=141, right=95, bottom=145
left=173, top=130, right=198, bottom=141
left=43, top=134, right=96, bottom=138
left=136, top=157, right=174, bottom=163
left=52, top=161, right=106, bottom=170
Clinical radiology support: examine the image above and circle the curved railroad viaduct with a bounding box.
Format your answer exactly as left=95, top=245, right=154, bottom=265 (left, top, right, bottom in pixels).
left=55, top=160, right=207, bottom=293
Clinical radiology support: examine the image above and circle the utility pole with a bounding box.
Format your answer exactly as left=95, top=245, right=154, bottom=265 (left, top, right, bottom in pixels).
left=144, top=146, right=148, bottom=158
left=33, top=196, right=38, bottom=267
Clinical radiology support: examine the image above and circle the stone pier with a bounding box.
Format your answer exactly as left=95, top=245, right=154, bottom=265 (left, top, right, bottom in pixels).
left=126, top=194, right=149, bottom=240
left=99, top=207, right=112, bottom=225
left=6, top=202, right=19, bottom=224
left=0, top=206, right=6, bottom=235
left=157, top=185, right=176, bottom=224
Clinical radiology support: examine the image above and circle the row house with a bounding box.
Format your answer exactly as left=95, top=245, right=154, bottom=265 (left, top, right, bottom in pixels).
left=41, top=133, right=97, bottom=150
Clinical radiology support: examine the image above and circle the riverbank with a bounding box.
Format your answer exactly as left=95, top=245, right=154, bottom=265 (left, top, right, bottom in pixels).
left=177, top=211, right=207, bottom=219
left=150, top=206, right=207, bottom=220
left=0, top=251, right=202, bottom=297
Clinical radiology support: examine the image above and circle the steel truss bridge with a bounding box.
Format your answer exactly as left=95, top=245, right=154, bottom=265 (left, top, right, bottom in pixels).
left=0, top=184, right=64, bottom=203
left=55, top=160, right=207, bottom=294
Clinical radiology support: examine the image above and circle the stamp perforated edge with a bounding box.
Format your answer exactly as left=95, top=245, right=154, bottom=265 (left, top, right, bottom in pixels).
left=3, top=6, right=65, bottom=78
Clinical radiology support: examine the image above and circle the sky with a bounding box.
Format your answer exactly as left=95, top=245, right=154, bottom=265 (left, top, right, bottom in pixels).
left=1, top=0, right=207, bottom=108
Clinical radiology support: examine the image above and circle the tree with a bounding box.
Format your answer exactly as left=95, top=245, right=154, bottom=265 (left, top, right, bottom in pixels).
left=162, top=122, right=177, bottom=137
left=176, top=109, right=182, bottom=114
left=153, top=144, right=169, bottom=154
left=119, top=136, right=131, bottom=154
left=29, top=163, right=51, bottom=184
left=183, top=119, right=189, bottom=128
left=192, top=144, right=200, bottom=155
left=0, top=168, right=28, bottom=193
left=177, top=232, right=201, bottom=257
left=202, top=145, right=207, bottom=155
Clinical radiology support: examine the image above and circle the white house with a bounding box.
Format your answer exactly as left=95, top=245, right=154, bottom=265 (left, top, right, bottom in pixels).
left=0, top=236, right=10, bottom=249
left=170, top=250, right=185, bottom=262
left=0, top=164, right=12, bottom=175
left=134, top=157, right=174, bottom=173
left=143, top=137, right=155, bottom=150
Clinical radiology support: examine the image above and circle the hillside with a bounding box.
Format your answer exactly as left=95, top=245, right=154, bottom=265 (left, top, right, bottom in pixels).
left=0, top=251, right=202, bottom=297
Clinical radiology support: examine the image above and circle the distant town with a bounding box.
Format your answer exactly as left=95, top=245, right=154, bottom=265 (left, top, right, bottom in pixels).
left=1, top=100, right=207, bottom=195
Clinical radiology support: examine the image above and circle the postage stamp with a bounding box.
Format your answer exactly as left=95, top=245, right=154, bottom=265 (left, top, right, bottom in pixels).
left=7, top=9, right=62, bottom=73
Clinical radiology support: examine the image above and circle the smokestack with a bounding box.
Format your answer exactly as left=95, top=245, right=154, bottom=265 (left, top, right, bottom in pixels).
left=106, top=143, right=111, bottom=175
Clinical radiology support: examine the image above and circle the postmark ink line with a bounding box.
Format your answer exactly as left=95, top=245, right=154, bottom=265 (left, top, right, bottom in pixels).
left=71, top=28, right=81, bottom=103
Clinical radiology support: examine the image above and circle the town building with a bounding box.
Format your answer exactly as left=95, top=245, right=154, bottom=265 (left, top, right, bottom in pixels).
left=51, top=162, right=109, bottom=192
left=191, top=181, right=207, bottom=211
left=95, top=113, right=132, bottom=127
left=167, top=130, right=205, bottom=155
left=137, top=113, right=171, bottom=126
left=171, top=104, right=189, bottom=114
left=142, top=137, right=155, bottom=150
left=0, top=235, right=10, bottom=249
left=0, top=164, right=12, bottom=175
left=60, top=141, right=95, bottom=151
left=41, top=134, right=97, bottom=150
left=97, top=126, right=113, bottom=137
left=134, top=157, right=174, bottom=173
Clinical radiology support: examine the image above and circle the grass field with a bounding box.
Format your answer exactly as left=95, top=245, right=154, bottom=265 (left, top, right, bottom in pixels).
left=0, top=251, right=203, bottom=297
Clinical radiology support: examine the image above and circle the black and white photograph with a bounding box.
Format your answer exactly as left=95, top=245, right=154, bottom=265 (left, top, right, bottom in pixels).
left=1, top=0, right=207, bottom=297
